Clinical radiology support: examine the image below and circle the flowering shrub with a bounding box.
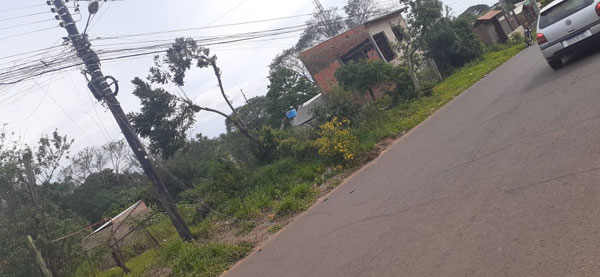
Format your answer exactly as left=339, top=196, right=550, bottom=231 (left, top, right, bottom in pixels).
left=314, top=118, right=358, bottom=165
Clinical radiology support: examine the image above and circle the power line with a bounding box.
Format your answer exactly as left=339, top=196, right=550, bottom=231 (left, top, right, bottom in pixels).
left=0, top=4, right=47, bottom=14
left=0, top=11, right=50, bottom=22
left=90, top=13, right=314, bottom=40
left=0, top=9, right=391, bottom=86
left=0, top=26, right=58, bottom=41
left=203, top=0, right=252, bottom=27
left=88, top=0, right=113, bottom=31
left=0, top=19, right=57, bottom=32
left=0, top=23, right=315, bottom=85
left=0, top=44, right=66, bottom=61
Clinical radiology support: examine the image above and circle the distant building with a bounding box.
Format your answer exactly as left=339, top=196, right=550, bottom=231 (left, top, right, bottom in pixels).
left=299, top=10, right=407, bottom=99
left=291, top=93, right=325, bottom=127
left=474, top=1, right=539, bottom=45
left=474, top=10, right=510, bottom=45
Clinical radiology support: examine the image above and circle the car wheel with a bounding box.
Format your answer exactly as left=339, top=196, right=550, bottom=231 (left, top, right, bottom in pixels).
left=548, top=59, right=563, bottom=70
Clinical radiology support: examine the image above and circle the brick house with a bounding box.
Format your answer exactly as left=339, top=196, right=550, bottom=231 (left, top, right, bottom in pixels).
left=299, top=10, right=407, bottom=99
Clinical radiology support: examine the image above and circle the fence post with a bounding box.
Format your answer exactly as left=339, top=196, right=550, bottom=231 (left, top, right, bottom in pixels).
left=25, top=235, right=53, bottom=277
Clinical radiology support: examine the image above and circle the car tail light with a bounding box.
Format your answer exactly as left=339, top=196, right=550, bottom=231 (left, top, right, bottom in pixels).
left=537, top=33, right=548, bottom=44
left=596, top=2, right=600, bottom=15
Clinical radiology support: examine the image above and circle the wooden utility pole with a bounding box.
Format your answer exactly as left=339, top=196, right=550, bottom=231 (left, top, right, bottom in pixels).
left=22, top=151, right=39, bottom=207
left=500, top=0, right=520, bottom=30
left=311, top=0, right=338, bottom=37
left=25, top=235, right=53, bottom=277
left=48, top=0, right=193, bottom=241
left=427, top=58, right=443, bottom=82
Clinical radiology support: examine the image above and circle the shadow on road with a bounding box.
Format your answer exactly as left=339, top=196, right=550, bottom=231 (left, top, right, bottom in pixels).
left=561, top=42, right=600, bottom=69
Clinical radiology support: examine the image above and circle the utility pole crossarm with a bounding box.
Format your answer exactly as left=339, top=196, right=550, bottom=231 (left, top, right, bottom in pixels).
left=48, top=0, right=192, bottom=241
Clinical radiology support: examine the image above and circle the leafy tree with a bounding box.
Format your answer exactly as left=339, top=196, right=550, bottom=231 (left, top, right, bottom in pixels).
left=269, top=7, right=345, bottom=87
left=129, top=77, right=197, bottom=160
left=0, top=202, right=87, bottom=276
left=103, top=140, right=139, bottom=175
left=396, top=0, right=443, bottom=90
left=269, top=48, right=314, bottom=84
left=265, top=67, right=320, bottom=126
left=335, top=60, right=391, bottom=101
left=32, top=130, right=74, bottom=184
left=296, top=8, right=345, bottom=51
left=425, top=17, right=483, bottom=76
left=313, top=87, right=361, bottom=122
left=206, top=156, right=248, bottom=205
left=62, top=140, right=139, bottom=184
left=162, top=134, right=221, bottom=196
left=388, top=65, right=417, bottom=101
left=63, top=169, right=146, bottom=222
left=0, top=132, right=86, bottom=277
left=458, top=4, right=490, bottom=18
left=226, top=96, right=269, bottom=133
left=344, top=0, right=383, bottom=27
left=62, top=146, right=106, bottom=184
left=142, top=38, right=261, bottom=148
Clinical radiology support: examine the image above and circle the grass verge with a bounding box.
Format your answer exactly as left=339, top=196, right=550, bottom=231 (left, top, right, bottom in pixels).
left=353, top=43, right=526, bottom=151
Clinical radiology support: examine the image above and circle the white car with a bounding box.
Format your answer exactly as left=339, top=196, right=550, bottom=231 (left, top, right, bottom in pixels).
left=537, top=0, right=600, bottom=69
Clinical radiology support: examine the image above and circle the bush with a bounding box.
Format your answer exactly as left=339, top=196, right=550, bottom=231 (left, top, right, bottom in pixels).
left=425, top=17, right=483, bottom=76
left=335, top=60, right=392, bottom=101
left=313, top=87, right=361, bottom=122
left=510, top=32, right=524, bottom=44
left=275, top=196, right=305, bottom=216
left=388, top=66, right=416, bottom=102
left=314, top=117, right=359, bottom=165
left=290, top=183, right=317, bottom=199
left=419, top=80, right=436, bottom=97
left=260, top=127, right=318, bottom=161
left=485, top=43, right=505, bottom=52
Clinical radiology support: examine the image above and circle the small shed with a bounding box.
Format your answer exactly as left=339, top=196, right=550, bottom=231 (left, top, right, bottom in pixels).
left=82, top=200, right=152, bottom=251
left=474, top=10, right=509, bottom=45
left=291, top=93, right=325, bottom=127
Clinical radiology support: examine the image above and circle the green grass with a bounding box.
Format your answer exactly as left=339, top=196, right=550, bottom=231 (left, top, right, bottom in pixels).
left=92, top=240, right=252, bottom=277
left=353, top=43, right=526, bottom=152
left=96, top=250, right=160, bottom=277
left=268, top=224, right=284, bottom=233
left=219, top=158, right=324, bottom=220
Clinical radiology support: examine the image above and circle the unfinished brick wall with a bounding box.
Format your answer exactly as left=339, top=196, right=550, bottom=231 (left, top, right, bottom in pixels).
left=300, top=26, right=379, bottom=95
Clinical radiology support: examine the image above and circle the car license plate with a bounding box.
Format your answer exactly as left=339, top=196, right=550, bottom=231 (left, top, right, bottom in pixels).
left=562, top=30, right=592, bottom=47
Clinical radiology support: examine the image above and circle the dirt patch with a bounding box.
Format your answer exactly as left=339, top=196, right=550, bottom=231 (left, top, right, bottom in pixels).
left=144, top=267, right=172, bottom=277
left=211, top=214, right=296, bottom=246
left=363, top=136, right=398, bottom=163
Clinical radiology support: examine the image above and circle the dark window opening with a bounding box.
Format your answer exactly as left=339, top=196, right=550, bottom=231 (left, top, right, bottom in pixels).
left=373, top=32, right=396, bottom=62
left=341, top=40, right=376, bottom=64
left=392, top=26, right=404, bottom=42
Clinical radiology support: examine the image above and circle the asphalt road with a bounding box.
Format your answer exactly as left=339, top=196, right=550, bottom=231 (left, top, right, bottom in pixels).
left=225, top=45, right=600, bottom=276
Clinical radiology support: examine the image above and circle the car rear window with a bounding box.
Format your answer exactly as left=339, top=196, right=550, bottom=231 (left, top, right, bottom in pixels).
left=539, top=0, right=594, bottom=29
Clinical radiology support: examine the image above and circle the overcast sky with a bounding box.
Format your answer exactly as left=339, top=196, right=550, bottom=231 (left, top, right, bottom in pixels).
left=0, top=0, right=497, bottom=153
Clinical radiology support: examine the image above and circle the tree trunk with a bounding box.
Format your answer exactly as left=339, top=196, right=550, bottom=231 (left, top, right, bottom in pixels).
left=407, top=53, right=421, bottom=91
left=111, top=250, right=131, bottom=273
left=189, top=102, right=261, bottom=146
left=368, top=88, right=376, bottom=101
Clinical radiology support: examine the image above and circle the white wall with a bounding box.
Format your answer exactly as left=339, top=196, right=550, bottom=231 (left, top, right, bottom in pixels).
left=365, top=13, right=406, bottom=65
